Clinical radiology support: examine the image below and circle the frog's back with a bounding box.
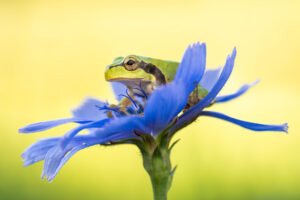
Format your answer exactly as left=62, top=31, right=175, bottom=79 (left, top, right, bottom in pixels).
left=135, top=55, right=179, bottom=83
left=135, top=55, right=209, bottom=108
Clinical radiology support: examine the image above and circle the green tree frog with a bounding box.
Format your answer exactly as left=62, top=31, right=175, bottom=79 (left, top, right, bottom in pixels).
left=105, top=55, right=209, bottom=111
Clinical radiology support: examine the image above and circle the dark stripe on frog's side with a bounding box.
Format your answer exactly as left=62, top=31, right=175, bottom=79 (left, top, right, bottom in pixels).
left=138, top=61, right=166, bottom=86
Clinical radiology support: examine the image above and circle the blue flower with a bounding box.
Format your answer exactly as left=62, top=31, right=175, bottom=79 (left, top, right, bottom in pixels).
left=19, top=42, right=288, bottom=182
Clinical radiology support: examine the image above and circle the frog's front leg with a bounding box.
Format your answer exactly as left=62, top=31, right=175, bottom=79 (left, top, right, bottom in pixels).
left=106, top=87, right=136, bottom=118
left=118, top=86, right=135, bottom=110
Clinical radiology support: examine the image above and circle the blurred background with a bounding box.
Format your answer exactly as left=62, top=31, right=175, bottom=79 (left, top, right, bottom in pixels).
left=1, top=0, right=299, bottom=199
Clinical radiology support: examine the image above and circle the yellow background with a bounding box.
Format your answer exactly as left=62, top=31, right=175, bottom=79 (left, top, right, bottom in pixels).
left=1, top=0, right=299, bottom=199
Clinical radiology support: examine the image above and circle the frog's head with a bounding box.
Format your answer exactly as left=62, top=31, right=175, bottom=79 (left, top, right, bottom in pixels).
left=105, top=55, right=157, bottom=88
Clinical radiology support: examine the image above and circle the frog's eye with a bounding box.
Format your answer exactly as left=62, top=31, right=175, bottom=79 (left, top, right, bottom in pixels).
left=124, top=57, right=138, bottom=71
left=126, top=60, right=135, bottom=65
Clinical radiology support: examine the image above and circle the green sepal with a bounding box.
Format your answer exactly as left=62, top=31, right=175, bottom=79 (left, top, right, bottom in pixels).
left=168, top=165, right=177, bottom=190
left=168, top=139, right=180, bottom=153
left=156, top=117, right=178, bottom=148
left=133, top=129, right=156, bottom=152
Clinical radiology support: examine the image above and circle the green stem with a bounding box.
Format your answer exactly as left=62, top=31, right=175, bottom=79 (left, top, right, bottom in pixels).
left=143, top=147, right=172, bottom=200
left=150, top=173, right=169, bottom=200
left=107, top=127, right=179, bottom=200
left=136, top=125, right=178, bottom=200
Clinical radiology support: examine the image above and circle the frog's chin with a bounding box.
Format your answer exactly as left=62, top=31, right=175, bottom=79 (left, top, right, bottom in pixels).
left=107, top=78, right=144, bottom=82
left=108, top=78, right=153, bottom=95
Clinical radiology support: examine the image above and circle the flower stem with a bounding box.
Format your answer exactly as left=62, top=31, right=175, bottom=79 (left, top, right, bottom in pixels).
left=149, top=172, right=170, bottom=200
left=143, top=147, right=173, bottom=200
left=134, top=125, right=178, bottom=200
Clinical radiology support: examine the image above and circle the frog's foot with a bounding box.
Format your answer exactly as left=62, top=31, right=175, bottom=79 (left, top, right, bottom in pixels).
left=105, top=95, right=144, bottom=118
left=104, top=104, right=121, bottom=118
left=184, top=85, right=200, bottom=112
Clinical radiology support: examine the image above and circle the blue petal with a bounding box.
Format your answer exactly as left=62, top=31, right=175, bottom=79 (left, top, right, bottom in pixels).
left=216, top=80, right=259, bottom=103
left=42, top=133, right=134, bottom=181
left=42, top=143, right=87, bottom=182
left=41, top=135, right=95, bottom=181
left=47, top=132, right=137, bottom=182
left=22, top=134, right=99, bottom=169
left=59, top=118, right=111, bottom=149
left=46, top=144, right=90, bottom=182
left=72, top=98, right=108, bottom=121
left=174, top=47, right=237, bottom=130
left=42, top=146, right=68, bottom=181
left=199, top=111, right=288, bottom=133
left=94, top=115, right=146, bottom=137
left=110, top=82, right=128, bottom=101
left=19, top=98, right=107, bottom=134
left=175, top=42, right=206, bottom=94
left=200, top=68, right=222, bottom=91
left=22, top=135, right=90, bottom=168
left=144, top=82, right=187, bottom=135
left=21, top=137, right=60, bottom=166
left=19, top=118, right=82, bottom=133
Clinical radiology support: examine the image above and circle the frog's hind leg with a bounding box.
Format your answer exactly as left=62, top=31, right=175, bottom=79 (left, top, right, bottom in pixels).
left=184, top=84, right=209, bottom=112
left=185, top=85, right=200, bottom=111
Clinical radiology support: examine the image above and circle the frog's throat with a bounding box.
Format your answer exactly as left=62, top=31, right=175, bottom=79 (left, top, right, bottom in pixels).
left=110, top=78, right=155, bottom=96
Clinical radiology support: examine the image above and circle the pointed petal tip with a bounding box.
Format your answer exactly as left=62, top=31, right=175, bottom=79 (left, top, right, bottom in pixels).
left=252, top=79, right=260, bottom=86
left=283, top=123, right=289, bottom=134
left=230, top=47, right=236, bottom=60
left=18, top=126, right=40, bottom=133
left=199, top=42, right=206, bottom=47
left=23, top=161, right=33, bottom=167
left=226, top=47, right=237, bottom=68
left=18, top=118, right=76, bottom=134
left=215, top=79, right=261, bottom=103
left=192, top=41, right=205, bottom=46
left=48, top=176, right=54, bottom=182
left=20, top=153, right=25, bottom=159
left=41, top=165, right=55, bottom=182
left=233, top=46, right=237, bottom=55
left=270, top=122, right=289, bottom=134
left=18, top=126, right=32, bottom=134
left=223, top=47, right=236, bottom=70
left=198, top=111, right=289, bottom=134
left=192, top=41, right=206, bottom=50
left=41, top=173, right=45, bottom=180
left=226, top=47, right=236, bottom=62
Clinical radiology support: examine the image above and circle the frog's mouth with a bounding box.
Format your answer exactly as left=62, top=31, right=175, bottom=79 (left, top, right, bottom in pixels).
left=107, top=78, right=144, bottom=82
